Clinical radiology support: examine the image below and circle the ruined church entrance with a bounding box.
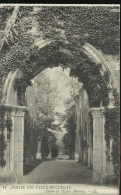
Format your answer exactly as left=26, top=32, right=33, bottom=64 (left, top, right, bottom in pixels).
left=0, top=38, right=118, bottom=185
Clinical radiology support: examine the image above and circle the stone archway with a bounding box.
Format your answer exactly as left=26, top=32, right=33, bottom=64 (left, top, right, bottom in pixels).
left=0, top=41, right=118, bottom=184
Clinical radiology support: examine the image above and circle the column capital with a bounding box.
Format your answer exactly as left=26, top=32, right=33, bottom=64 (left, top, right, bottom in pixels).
left=1, top=105, right=28, bottom=117
left=13, top=106, right=27, bottom=117
left=90, top=107, right=105, bottom=119
left=10, top=110, right=16, bottom=117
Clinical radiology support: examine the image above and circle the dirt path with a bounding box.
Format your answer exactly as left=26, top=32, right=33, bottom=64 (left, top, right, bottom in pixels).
left=21, top=155, right=93, bottom=184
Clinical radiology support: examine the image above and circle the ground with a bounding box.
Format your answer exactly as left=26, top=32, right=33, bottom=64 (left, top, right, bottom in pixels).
left=21, top=155, right=92, bottom=184
left=15, top=155, right=119, bottom=195
left=0, top=155, right=118, bottom=195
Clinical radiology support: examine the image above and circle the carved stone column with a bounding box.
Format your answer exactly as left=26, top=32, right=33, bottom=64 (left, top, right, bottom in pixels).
left=13, top=106, right=26, bottom=177
left=0, top=105, right=17, bottom=183
left=108, top=139, right=114, bottom=181
left=91, top=107, right=108, bottom=184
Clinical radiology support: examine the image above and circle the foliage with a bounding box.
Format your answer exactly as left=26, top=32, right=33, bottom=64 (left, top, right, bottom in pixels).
left=41, top=130, right=49, bottom=159
left=51, top=144, right=58, bottom=158
left=70, top=59, right=110, bottom=107
left=24, top=111, right=38, bottom=163
left=0, top=119, right=7, bottom=129
left=63, top=112, right=76, bottom=159
left=104, top=107, right=120, bottom=179
left=0, top=135, right=7, bottom=167
left=26, top=71, right=57, bottom=128
left=40, top=129, right=58, bottom=159
left=113, top=88, right=120, bottom=107
left=104, top=89, right=120, bottom=180
left=0, top=6, right=14, bottom=31
left=62, top=133, right=69, bottom=151
left=14, top=78, right=32, bottom=92
left=0, top=6, right=120, bottom=170
left=24, top=71, right=58, bottom=160
left=0, top=6, right=119, bottom=104
left=0, top=106, right=12, bottom=166
left=6, top=118, right=12, bottom=139
left=88, top=112, right=93, bottom=145
left=34, top=6, right=119, bottom=55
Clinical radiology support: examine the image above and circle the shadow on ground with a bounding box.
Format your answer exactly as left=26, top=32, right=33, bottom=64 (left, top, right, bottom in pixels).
left=23, top=159, right=43, bottom=175
left=21, top=155, right=93, bottom=184
left=23, top=155, right=72, bottom=175
left=56, top=157, right=66, bottom=160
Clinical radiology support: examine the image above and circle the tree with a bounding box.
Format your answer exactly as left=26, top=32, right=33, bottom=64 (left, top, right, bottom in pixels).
left=41, top=130, right=49, bottom=159
left=51, top=144, right=58, bottom=158
left=62, top=106, right=76, bottom=159
left=25, top=70, right=60, bottom=160
left=24, top=111, right=38, bottom=162
left=26, top=70, right=58, bottom=138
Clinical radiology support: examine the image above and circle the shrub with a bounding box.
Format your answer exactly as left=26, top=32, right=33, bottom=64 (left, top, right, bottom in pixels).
left=41, top=134, right=49, bottom=159
left=51, top=144, right=58, bottom=158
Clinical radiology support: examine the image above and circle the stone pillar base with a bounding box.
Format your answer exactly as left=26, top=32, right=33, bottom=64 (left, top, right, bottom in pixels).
left=93, top=171, right=108, bottom=185
left=0, top=172, right=17, bottom=184
left=48, top=154, right=52, bottom=158
left=7, top=172, right=17, bottom=184
left=16, top=175, right=23, bottom=184
left=74, top=153, right=79, bottom=161
left=36, top=152, right=42, bottom=159
left=91, top=107, right=108, bottom=185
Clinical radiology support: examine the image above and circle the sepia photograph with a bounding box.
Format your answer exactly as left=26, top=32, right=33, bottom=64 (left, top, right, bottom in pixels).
left=0, top=4, right=120, bottom=195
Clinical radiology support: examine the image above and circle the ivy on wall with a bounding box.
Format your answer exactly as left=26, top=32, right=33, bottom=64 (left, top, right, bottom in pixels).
left=69, top=54, right=110, bottom=108
left=63, top=114, right=76, bottom=159
left=24, top=111, right=40, bottom=170
left=104, top=89, right=120, bottom=180
left=0, top=106, right=12, bottom=167
left=35, top=6, right=119, bottom=55
left=0, top=135, right=7, bottom=167
left=0, top=6, right=119, bottom=173
left=88, top=112, right=93, bottom=146
left=0, top=106, right=6, bottom=167
left=0, top=6, right=119, bottom=105
left=14, top=78, right=32, bottom=92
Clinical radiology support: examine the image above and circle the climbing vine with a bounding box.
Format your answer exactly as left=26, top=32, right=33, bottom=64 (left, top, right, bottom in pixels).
left=0, top=6, right=119, bottom=171
left=0, top=106, right=6, bottom=167
left=0, top=135, right=7, bottom=167
left=0, top=6, right=119, bottom=105
left=69, top=53, right=110, bottom=108
left=0, top=105, right=12, bottom=166
left=14, top=78, right=32, bottom=92
left=6, top=118, right=12, bottom=139
left=104, top=88, right=120, bottom=180
left=24, top=111, right=38, bottom=165
left=63, top=109, right=76, bottom=159
left=88, top=112, right=93, bottom=146
left=35, top=6, right=119, bottom=55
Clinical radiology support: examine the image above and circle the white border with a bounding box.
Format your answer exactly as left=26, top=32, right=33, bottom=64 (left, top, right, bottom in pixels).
left=0, top=4, right=120, bottom=7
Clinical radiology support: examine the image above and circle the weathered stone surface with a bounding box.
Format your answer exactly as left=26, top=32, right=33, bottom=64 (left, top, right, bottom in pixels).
left=14, top=161, right=23, bottom=176
left=14, top=148, right=23, bottom=161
